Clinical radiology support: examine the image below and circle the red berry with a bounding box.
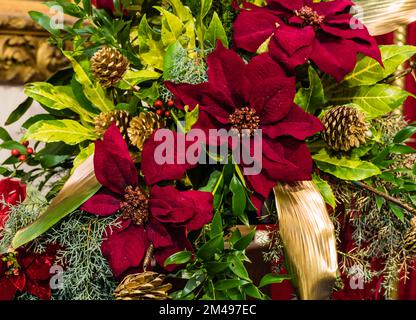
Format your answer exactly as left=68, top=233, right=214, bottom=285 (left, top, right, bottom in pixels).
left=26, top=147, right=34, bottom=155
left=167, top=100, right=175, bottom=108
left=18, top=154, right=27, bottom=162
left=156, top=109, right=164, bottom=116
left=153, top=100, right=163, bottom=109
left=11, top=149, right=20, bottom=157
left=164, top=110, right=171, bottom=118
left=22, top=141, right=29, bottom=147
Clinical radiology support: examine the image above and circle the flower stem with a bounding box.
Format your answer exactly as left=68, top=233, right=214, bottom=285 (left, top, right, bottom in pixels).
left=350, top=180, right=416, bottom=216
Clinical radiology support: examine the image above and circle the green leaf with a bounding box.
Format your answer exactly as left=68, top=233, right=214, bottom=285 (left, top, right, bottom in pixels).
left=389, top=144, right=416, bottom=155
left=155, top=7, right=185, bottom=47
left=230, top=175, right=248, bottom=224
left=244, top=284, right=265, bottom=299
left=259, top=273, right=291, bottom=288
left=197, top=234, right=224, bottom=260
left=64, top=52, right=115, bottom=113
left=0, top=127, right=12, bottom=142
left=326, top=84, right=409, bottom=119
left=200, top=0, right=213, bottom=21
left=164, top=250, right=192, bottom=266
left=175, top=269, right=206, bottom=299
left=313, top=149, right=381, bottom=180
left=388, top=203, right=405, bottom=222
left=22, top=115, right=56, bottom=129
left=12, top=156, right=101, bottom=248
left=164, top=41, right=184, bottom=80
left=5, top=98, right=33, bottom=125
left=166, top=0, right=193, bottom=21
left=116, top=69, right=161, bottom=90
left=227, top=254, right=250, bottom=280
left=137, top=15, right=165, bottom=70
left=0, top=141, right=26, bottom=154
left=29, top=11, right=61, bottom=37
left=233, top=227, right=256, bottom=250
left=199, top=170, right=222, bottom=193
left=215, top=279, right=250, bottom=291
left=71, top=143, right=95, bottom=174
left=36, top=154, right=70, bottom=168
left=294, top=66, right=325, bottom=114
left=205, top=12, right=228, bottom=48
left=342, top=45, right=416, bottom=87
left=394, top=126, right=416, bottom=144
left=230, top=228, right=242, bottom=245
left=184, top=104, right=200, bottom=132
left=24, top=83, right=96, bottom=122
left=312, top=174, right=336, bottom=208
left=23, top=120, right=97, bottom=145
left=210, top=211, right=223, bottom=238
left=205, top=262, right=229, bottom=273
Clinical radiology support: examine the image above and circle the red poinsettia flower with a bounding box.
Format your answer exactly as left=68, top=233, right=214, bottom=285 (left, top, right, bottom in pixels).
left=233, top=0, right=382, bottom=81
left=81, top=124, right=213, bottom=278
left=0, top=246, right=57, bottom=300
left=91, top=0, right=115, bottom=12
left=0, top=178, right=26, bottom=231
left=166, top=43, right=322, bottom=212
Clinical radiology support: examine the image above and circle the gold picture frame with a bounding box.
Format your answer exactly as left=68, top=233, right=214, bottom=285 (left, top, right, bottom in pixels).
left=0, top=0, right=71, bottom=84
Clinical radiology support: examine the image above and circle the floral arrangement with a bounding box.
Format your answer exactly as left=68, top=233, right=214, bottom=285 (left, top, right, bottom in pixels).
left=0, top=0, right=416, bottom=300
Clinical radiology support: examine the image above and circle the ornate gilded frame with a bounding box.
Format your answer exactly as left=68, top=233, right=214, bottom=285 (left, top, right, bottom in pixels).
left=0, top=0, right=70, bottom=84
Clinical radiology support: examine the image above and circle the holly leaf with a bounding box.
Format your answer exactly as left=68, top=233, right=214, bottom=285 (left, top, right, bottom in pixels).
left=313, top=149, right=381, bottom=180
left=343, top=45, right=416, bottom=87
left=312, top=174, right=336, bottom=209
left=326, top=84, right=409, bottom=119
left=23, top=120, right=97, bottom=145
left=205, top=12, right=228, bottom=48
left=294, top=66, right=325, bottom=114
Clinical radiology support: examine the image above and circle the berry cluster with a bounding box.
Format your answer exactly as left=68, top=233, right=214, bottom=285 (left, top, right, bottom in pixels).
left=153, top=99, right=174, bottom=118
left=11, top=141, right=34, bottom=163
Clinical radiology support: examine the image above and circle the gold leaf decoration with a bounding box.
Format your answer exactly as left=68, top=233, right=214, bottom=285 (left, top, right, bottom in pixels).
left=273, top=181, right=338, bottom=300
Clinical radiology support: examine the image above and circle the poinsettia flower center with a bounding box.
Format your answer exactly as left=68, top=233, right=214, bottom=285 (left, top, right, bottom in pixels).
left=1, top=252, right=20, bottom=276
left=120, top=186, right=149, bottom=225
left=229, top=107, right=260, bottom=136
left=294, top=6, right=324, bottom=28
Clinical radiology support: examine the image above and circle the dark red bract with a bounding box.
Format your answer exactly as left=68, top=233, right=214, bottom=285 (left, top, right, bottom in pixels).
left=81, top=125, right=213, bottom=278
left=233, top=0, right=382, bottom=81
left=166, top=43, right=323, bottom=212
left=0, top=178, right=26, bottom=231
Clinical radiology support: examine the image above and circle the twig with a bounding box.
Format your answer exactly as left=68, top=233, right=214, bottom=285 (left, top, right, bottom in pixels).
left=385, top=61, right=416, bottom=84
left=350, top=181, right=416, bottom=216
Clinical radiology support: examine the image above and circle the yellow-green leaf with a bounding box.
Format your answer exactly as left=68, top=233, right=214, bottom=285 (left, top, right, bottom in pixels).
left=312, top=174, right=336, bottom=208
left=313, top=149, right=381, bottom=181
left=24, top=83, right=96, bottom=123
left=23, top=120, right=97, bottom=145
left=205, top=12, right=228, bottom=48
left=116, top=69, right=161, bottom=90
left=343, top=45, right=416, bottom=87
left=64, top=52, right=115, bottom=113
left=12, top=156, right=101, bottom=249
left=71, top=143, right=95, bottom=174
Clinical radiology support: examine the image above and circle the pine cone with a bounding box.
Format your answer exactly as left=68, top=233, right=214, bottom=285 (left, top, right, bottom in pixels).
left=404, top=219, right=416, bottom=256
left=91, top=47, right=129, bottom=88
left=95, top=110, right=131, bottom=140
left=127, top=112, right=165, bottom=150
left=322, top=105, right=369, bottom=152
left=114, top=271, right=172, bottom=300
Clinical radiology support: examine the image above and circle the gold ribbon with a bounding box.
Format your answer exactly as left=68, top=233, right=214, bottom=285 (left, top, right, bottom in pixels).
left=274, top=181, right=338, bottom=300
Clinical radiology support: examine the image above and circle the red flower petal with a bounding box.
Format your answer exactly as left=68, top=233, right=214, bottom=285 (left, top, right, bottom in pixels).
left=0, top=278, right=18, bottom=300
left=101, top=222, right=148, bottom=278
left=311, top=0, right=354, bottom=17
left=146, top=217, right=175, bottom=249
left=149, top=185, right=213, bottom=231
left=309, top=37, right=358, bottom=82
left=263, top=104, right=323, bottom=140
left=94, top=124, right=138, bottom=194
left=81, top=189, right=121, bottom=216
left=141, top=130, right=200, bottom=186
left=269, top=25, right=315, bottom=72
left=233, top=7, right=280, bottom=53
left=0, top=178, right=26, bottom=230
left=206, top=41, right=250, bottom=108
